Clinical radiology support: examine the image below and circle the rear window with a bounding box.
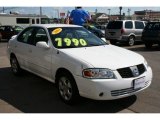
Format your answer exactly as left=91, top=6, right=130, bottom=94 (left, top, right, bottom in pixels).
left=144, top=22, right=160, bottom=30
left=107, top=21, right=122, bottom=29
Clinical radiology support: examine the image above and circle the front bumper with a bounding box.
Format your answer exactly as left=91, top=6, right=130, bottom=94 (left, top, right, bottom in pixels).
left=74, top=66, right=152, bottom=100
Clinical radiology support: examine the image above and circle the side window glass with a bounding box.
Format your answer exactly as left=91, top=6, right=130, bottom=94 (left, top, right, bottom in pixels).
left=153, top=23, right=160, bottom=30
left=17, top=28, right=34, bottom=45
left=125, top=21, right=133, bottom=29
left=14, top=26, right=23, bottom=33
left=35, top=28, right=48, bottom=45
left=5, top=26, right=11, bottom=32
left=135, top=21, right=144, bottom=29
left=0, top=26, right=5, bottom=31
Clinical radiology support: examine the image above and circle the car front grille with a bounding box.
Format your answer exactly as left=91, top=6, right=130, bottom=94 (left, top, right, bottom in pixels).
left=117, top=64, right=146, bottom=78
left=111, top=81, right=149, bottom=96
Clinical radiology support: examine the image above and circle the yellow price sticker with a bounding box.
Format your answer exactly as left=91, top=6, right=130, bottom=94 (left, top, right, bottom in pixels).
left=52, top=28, right=62, bottom=35
left=55, top=38, right=87, bottom=47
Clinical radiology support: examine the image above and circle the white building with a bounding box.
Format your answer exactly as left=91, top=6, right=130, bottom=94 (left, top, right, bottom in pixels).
left=0, top=13, right=49, bottom=26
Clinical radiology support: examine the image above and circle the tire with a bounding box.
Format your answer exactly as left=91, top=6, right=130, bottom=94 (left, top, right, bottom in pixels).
left=144, top=42, right=153, bottom=49
left=0, top=33, right=2, bottom=42
left=110, top=40, right=117, bottom=45
left=158, top=42, right=160, bottom=48
left=10, top=56, right=22, bottom=75
left=128, top=36, right=135, bottom=46
left=57, top=72, right=79, bottom=104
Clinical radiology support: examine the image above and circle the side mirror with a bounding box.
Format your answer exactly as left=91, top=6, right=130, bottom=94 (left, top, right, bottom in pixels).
left=101, top=37, right=106, bottom=42
left=101, top=38, right=109, bottom=44
left=36, top=41, right=50, bottom=49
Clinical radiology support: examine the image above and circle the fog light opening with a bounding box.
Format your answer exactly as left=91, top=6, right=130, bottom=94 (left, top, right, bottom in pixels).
left=99, top=92, right=104, bottom=97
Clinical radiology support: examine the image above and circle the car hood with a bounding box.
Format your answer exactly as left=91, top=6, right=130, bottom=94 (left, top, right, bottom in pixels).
left=59, top=45, right=144, bottom=70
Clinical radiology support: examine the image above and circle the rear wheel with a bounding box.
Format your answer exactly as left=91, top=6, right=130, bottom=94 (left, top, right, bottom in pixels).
left=128, top=36, right=135, bottom=46
left=144, top=42, right=153, bottom=49
left=57, top=72, right=79, bottom=104
left=0, top=33, right=2, bottom=42
left=158, top=42, right=160, bottom=47
left=10, top=56, right=22, bottom=75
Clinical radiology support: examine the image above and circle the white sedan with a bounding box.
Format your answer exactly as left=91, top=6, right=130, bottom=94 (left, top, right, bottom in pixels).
left=7, top=24, right=152, bottom=104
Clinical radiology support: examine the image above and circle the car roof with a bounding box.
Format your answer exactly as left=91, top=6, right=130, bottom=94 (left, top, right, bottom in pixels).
left=30, top=24, right=82, bottom=28
left=109, top=20, right=146, bottom=22
left=148, top=21, right=160, bottom=23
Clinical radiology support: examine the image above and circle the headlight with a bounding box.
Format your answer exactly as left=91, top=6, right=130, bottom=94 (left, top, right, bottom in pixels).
left=82, top=68, right=116, bottom=79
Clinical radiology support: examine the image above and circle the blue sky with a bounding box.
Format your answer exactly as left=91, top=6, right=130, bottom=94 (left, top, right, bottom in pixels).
left=0, top=7, right=160, bottom=18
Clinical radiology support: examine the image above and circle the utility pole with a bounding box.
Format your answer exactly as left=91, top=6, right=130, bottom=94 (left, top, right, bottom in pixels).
left=3, top=7, right=4, bottom=13
left=108, top=9, right=111, bottom=20
left=127, top=8, right=131, bottom=16
left=119, top=6, right=122, bottom=20
left=127, top=8, right=131, bottom=19
left=39, top=7, right=42, bottom=24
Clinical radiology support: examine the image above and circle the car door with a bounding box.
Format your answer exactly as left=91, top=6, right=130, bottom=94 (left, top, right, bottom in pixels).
left=134, top=21, right=145, bottom=41
left=27, top=27, right=52, bottom=79
left=15, top=27, right=35, bottom=69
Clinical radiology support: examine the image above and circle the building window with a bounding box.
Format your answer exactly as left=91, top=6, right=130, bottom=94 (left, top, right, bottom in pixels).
left=36, top=19, right=39, bottom=24
left=16, top=18, right=30, bottom=24
left=32, top=19, right=35, bottom=24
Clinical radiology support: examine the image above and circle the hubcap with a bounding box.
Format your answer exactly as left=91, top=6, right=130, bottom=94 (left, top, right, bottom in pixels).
left=11, top=58, right=18, bottom=73
left=59, top=77, right=72, bottom=101
left=129, top=37, right=134, bottom=46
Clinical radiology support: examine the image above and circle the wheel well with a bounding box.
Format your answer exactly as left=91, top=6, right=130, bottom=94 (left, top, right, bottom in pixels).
left=55, top=68, right=75, bottom=84
left=128, top=35, right=135, bottom=39
left=10, top=53, right=16, bottom=59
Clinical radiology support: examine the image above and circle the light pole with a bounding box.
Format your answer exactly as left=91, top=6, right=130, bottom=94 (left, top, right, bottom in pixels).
left=3, top=7, right=4, bottom=13
left=39, top=7, right=42, bottom=24
left=119, top=6, right=122, bottom=20
left=127, top=8, right=131, bottom=19
left=108, top=9, right=111, bottom=20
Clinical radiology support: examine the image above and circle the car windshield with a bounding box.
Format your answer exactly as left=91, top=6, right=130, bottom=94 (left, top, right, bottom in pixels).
left=48, top=27, right=107, bottom=49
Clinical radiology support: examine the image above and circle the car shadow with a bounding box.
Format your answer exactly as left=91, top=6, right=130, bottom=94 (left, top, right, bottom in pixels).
left=127, top=45, right=160, bottom=52
left=0, top=67, right=137, bottom=113
left=113, top=42, right=160, bottom=52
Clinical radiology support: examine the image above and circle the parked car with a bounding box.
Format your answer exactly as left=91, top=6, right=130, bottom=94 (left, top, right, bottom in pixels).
left=83, top=24, right=105, bottom=38
left=7, top=24, right=152, bottom=104
left=0, top=25, right=24, bottom=42
left=105, top=20, right=147, bottom=46
left=142, top=21, right=160, bottom=49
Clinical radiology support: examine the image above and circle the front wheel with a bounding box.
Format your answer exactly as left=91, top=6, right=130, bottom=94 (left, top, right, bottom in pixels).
left=0, top=33, right=2, bottom=42
left=10, top=56, right=22, bottom=75
left=128, top=36, right=135, bottom=46
left=57, top=72, right=79, bottom=104
left=144, top=42, right=153, bottom=49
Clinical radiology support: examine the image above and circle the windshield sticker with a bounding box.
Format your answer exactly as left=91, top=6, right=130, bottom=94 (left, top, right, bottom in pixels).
left=52, top=28, right=62, bottom=35
left=54, top=38, right=87, bottom=47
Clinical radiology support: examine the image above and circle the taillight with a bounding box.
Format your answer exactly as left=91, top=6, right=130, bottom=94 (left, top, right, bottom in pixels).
left=121, top=28, right=124, bottom=34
